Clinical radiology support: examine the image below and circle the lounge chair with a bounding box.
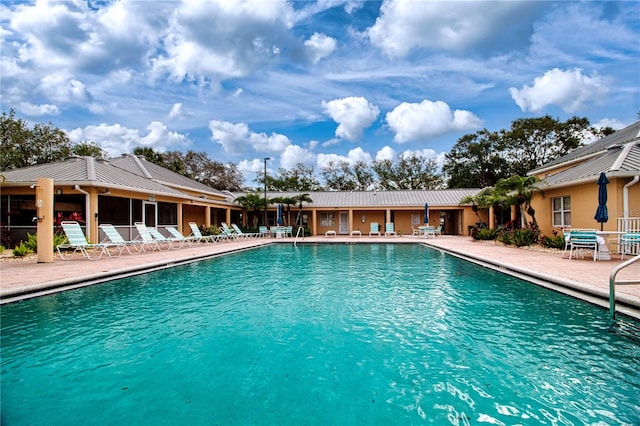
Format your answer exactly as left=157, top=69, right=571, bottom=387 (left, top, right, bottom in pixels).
left=385, top=222, right=397, bottom=236
left=369, top=222, right=381, bottom=236
left=231, top=223, right=259, bottom=238
left=57, top=221, right=112, bottom=260
left=134, top=222, right=162, bottom=251
left=166, top=227, right=197, bottom=246
left=188, top=222, right=218, bottom=244
left=99, top=223, right=145, bottom=254
left=259, top=226, right=269, bottom=238
left=435, top=226, right=442, bottom=236
left=147, top=227, right=182, bottom=249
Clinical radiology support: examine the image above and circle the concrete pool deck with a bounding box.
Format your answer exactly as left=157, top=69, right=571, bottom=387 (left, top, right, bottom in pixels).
left=1, top=235, right=639, bottom=319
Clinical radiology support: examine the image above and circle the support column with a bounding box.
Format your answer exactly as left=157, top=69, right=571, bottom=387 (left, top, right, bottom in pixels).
left=225, top=208, right=231, bottom=226
left=205, top=206, right=211, bottom=227
left=312, top=210, right=318, bottom=236
left=177, top=203, right=183, bottom=232
left=89, top=190, right=99, bottom=243
left=489, top=206, right=495, bottom=230
left=348, top=209, right=354, bottom=233
left=36, top=178, right=54, bottom=263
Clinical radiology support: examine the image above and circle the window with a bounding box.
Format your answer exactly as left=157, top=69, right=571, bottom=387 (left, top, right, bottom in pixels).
left=411, top=213, right=420, bottom=226
left=552, top=196, right=571, bottom=227
left=320, top=212, right=334, bottom=227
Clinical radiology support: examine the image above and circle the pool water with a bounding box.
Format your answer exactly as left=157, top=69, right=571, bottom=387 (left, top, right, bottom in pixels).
left=2, top=244, right=639, bottom=425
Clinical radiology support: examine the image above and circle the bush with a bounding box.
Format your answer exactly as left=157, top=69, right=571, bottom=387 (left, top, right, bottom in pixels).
left=473, top=228, right=497, bottom=240
left=0, top=245, right=4, bottom=253
left=13, top=242, right=32, bottom=257
left=513, top=228, right=539, bottom=247
left=541, top=234, right=565, bottom=249
left=201, top=225, right=221, bottom=236
left=23, top=232, right=68, bottom=253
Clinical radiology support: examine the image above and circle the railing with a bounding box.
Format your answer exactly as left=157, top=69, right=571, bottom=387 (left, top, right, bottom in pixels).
left=293, top=227, right=304, bottom=247
left=617, top=217, right=640, bottom=232
left=609, top=254, right=640, bottom=321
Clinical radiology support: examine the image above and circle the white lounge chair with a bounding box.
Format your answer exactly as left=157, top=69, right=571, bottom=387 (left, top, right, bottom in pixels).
left=369, top=222, right=381, bottom=236
left=147, top=227, right=182, bottom=249
left=99, top=223, right=145, bottom=254
left=188, top=222, right=218, bottom=243
left=166, top=227, right=196, bottom=246
left=134, top=222, right=162, bottom=251
left=58, top=221, right=112, bottom=260
left=231, top=223, right=260, bottom=238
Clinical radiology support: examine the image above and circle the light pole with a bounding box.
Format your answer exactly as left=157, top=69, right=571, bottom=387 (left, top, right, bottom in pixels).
left=263, top=157, right=271, bottom=227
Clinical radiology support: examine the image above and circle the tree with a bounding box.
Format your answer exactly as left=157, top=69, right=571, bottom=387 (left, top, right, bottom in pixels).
left=256, top=163, right=321, bottom=191
left=503, top=115, right=595, bottom=176
left=321, top=160, right=374, bottom=191
left=494, top=175, right=541, bottom=227
left=234, top=192, right=264, bottom=228
left=1, top=109, right=73, bottom=170
left=133, top=147, right=244, bottom=191
left=72, top=141, right=108, bottom=158
left=442, top=129, right=510, bottom=188
left=372, top=153, right=443, bottom=190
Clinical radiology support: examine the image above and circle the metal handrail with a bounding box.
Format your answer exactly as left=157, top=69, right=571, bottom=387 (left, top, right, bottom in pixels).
left=609, top=254, right=640, bottom=320
left=293, top=226, right=304, bottom=247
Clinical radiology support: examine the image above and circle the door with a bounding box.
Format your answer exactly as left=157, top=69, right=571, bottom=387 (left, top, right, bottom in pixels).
left=339, top=212, right=349, bottom=234
left=143, top=201, right=157, bottom=228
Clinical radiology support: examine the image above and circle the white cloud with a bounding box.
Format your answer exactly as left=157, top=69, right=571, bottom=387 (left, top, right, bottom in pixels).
left=593, top=118, right=626, bottom=130
left=280, top=144, right=316, bottom=169
left=237, top=158, right=266, bottom=175
left=40, top=76, right=91, bottom=104
left=19, top=102, right=60, bottom=116
left=367, top=0, right=531, bottom=58
left=68, top=121, right=190, bottom=156
left=209, top=119, right=291, bottom=155
left=385, top=100, right=482, bottom=143
left=509, top=68, right=608, bottom=113
left=304, top=32, right=337, bottom=64
left=375, top=146, right=396, bottom=161
left=316, top=147, right=372, bottom=169
left=322, top=96, right=379, bottom=141
left=169, top=103, right=183, bottom=119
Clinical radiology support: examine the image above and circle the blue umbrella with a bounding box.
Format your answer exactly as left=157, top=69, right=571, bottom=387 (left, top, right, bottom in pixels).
left=594, top=172, right=609, bottom=231
left=424, top=203, right=429, bottom=224
left=277, top=204, right=284, bottom=225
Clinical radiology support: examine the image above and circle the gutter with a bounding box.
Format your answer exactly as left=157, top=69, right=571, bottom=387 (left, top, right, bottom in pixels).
left=73, top=185, right=92, bottom=239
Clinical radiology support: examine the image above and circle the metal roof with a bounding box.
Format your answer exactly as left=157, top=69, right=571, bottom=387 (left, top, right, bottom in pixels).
left=531, top=121, right=640, bottom=173
left=533, top=121, right=640, bottom=189
left=109, top=155, right=229, bottom=197
left=233, top=189, right=481, bottom=208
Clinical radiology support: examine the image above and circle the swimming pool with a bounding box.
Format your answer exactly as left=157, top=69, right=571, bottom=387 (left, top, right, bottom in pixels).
left=2, top=244, right=639, bottom=425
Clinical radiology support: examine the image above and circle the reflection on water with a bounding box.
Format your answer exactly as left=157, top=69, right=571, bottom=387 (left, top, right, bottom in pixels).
left=2, top=244, right=639, bottom=425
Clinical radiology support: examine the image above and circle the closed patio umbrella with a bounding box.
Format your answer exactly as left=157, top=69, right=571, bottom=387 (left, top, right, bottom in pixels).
left=594, top=172, right=609, bottom=231
left=424, top=203, right=429, bottom=224
left=277, top=204, right=284, bottom=225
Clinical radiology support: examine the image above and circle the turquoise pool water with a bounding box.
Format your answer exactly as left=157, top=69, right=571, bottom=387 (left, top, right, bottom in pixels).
left=1, top=244, right=639, bottom=425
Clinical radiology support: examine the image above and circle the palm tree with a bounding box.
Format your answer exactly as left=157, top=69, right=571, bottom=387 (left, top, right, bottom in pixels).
left=293, top=193, right=313, bottom=227
left=494, top=175, right=541, bottom=228
left=234, top=192, right=263, bottom=228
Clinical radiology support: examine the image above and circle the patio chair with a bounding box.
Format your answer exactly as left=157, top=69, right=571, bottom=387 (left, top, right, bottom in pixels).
left=369, top=222, right=381, bottom=236
left=423, top=226, right=436, bottom=238
left=231, top=223, right=259, bottom=238
left=166, top=227, right=197, bottom=246
left=134, top=222, right=162, bottom=251
left=385, top=222, right=397, bottom=236
left=259, top=226, right=269, bottom=238
left=218, top=223, right=237, bottom=241
left=435, top=226, right=442, bottom=236
left=58, top=221, right=112, bottom=260
left=567, top=230, right=598, bottom=261
left=188, top=222, right=218, bottom=244
left=618, top=233, right=640, bottom=260
left=99, top=223, right=145, bottom=254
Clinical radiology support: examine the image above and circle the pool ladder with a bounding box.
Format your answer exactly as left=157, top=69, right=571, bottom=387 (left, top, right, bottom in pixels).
left=293, top=227, right=304, bottom=247
left=609, top=254, right=640, bottom=338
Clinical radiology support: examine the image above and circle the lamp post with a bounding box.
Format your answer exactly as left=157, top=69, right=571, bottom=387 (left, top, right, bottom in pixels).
left=263, top=157, right=271, bottom=227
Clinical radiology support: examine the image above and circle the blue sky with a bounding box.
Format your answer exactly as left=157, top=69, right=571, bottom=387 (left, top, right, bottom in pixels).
left=1, top=0, right=638, bottom=187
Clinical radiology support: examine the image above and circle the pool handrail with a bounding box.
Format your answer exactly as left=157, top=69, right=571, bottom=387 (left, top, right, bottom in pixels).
left=609, top=254, right=640, bottom=321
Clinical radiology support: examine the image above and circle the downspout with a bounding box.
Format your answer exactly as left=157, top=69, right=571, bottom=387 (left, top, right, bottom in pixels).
left=623, top=176, right=639, bottom=230
left=74, top=184, right=91, bottom=240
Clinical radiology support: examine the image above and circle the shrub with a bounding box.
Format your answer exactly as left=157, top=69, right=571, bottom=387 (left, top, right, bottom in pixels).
left=13, top=242, right=32, bottom=257
left=0, top=245, right=4, bottom=253
left=541, top=234, right=565, bottom=249
left=201, top=225, right=221, bottom=236
left=513, top=228, right=539, bottom=247
left=473, top=228, right=497, bottom=240
left=22, top=232, right=68, bottom=253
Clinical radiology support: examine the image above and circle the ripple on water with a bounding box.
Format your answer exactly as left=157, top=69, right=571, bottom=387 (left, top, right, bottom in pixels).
left=1, top=244, right=639, bottom=425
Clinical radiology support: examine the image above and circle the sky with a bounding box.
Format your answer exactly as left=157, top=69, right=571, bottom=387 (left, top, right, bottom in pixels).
left=1, top=0, right=639, bottom=187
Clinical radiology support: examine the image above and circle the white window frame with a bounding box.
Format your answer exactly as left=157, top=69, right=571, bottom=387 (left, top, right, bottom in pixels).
left=552, top=196, right=571, bottom=227
left=320, top=212, right=335, bottom=227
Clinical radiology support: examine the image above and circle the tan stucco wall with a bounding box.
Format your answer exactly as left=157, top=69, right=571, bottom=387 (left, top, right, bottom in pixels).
left=532, top=177, right=640, bottom=236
